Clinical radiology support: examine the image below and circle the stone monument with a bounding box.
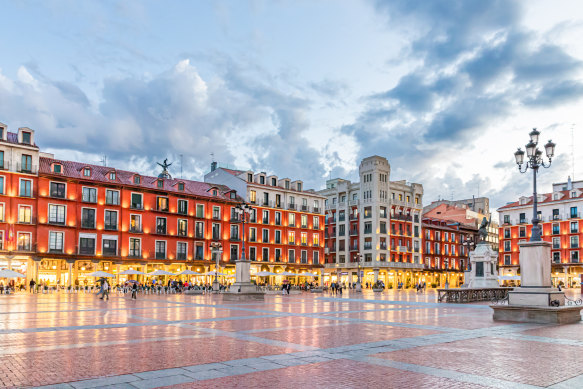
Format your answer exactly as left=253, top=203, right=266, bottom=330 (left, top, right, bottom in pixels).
left=466, top=217, right=499, bottom=288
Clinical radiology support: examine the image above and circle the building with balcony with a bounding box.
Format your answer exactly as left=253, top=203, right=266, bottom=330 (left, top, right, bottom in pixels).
left=0, top=122, right=324, bottom=286
left=497, top=177, right=583, bottom=287
left=318, top=155, right=424, bottom=288
left=421, top=217, right=478, bottom=288
left=204, top=162, right=325, bottom=278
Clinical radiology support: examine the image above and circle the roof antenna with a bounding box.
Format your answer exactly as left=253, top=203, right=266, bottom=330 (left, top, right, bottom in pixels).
left=180, top=154, right=183, bottom=179
left=99, top=155, right=107, bottom=167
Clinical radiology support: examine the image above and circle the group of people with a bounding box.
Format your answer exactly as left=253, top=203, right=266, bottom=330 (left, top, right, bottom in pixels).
left=329, top=281, right=343, bottom=295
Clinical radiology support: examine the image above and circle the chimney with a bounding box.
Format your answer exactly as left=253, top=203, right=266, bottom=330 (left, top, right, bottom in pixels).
left=211, top=161, right=217, bottom=172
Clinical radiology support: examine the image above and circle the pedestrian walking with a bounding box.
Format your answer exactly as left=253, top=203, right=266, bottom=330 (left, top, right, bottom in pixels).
left=100, top=280, right=110, bottom=301
left=29, top=279, right=36, bottom=293
left=131, top=282, right=138, bottom=300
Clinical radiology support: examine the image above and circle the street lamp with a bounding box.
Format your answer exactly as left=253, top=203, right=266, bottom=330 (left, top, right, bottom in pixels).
left=514, top=128, right=556, bottom=241
left=462, top=235, right=475, bottom=271
left=354, top=253, right=363, bottom=291
left=233, top=203, right=253, bottom=261
left=210, top=242, right=222, bottom=292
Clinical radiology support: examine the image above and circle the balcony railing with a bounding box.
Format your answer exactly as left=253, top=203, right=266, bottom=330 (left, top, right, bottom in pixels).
left=16, top=163, right=38, bottom=174
left=103, top=249, right=117, bottom=256
left=349, top=245, right=358, bottom=251
left=349, top=229, right=358, bottom=236
left=177, top=253, right=187, bottom=260
left=288, top=203, right=296, bottom=210
left=129, top=226, right=143, bottom=233
left=130, top=203, right=143, bottom=210
left=349, top=214, right=358, bottom=220
left=155, top=253, right=166, bottom=260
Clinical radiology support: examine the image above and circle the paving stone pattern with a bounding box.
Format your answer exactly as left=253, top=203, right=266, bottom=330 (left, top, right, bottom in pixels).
left=0, top=290, right=582, bottom=388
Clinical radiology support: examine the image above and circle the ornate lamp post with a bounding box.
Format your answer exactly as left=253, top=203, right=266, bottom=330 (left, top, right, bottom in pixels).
left=354, top=253, right=363, bottom=291
left=210, top=242, right=222, bottom=292
left=514, top=128, right=556, bottom=241
left=233, top=203, right=253, bottom=261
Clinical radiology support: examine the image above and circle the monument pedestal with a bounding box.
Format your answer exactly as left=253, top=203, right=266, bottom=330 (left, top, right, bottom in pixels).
left=491, top=241, right=581, bottom=324
left=225, top=260, right=264, bottom=300
left=467, top=242, right=499, bottom=288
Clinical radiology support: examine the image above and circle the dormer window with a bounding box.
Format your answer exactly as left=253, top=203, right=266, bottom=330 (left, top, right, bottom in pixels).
left=553, top=193, right=559, bottom=200
left=83, top=168, right=91, bottom=177
left=297, top=183, right=302, bottom=191
left=572, top=191, right=577, bottom=198
left=247, top=173, right=253, bottom=182
left=178, top=182, right=185, bottom=191
left=109, top=172, right=116, bottom=180
left=134, top=175, right=140, bottom=184
left=285, top=181, right=290, bottom=189
left=260, top=176, right=265, bottom=185
left=271, top=178, right=277, bottom=186
left=53, top=164, right=62, bottom=174
left=230, top=192, right=236, bottom=199
left=0, top=128, right=3, bottom=139
left=212, top=189, right=218, bottom=196
left=157, top=180, right=163, bottom=188
left=22, top=131, right=31, bottom=144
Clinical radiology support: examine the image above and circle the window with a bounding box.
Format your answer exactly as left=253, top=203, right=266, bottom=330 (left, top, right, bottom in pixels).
left=0, top=203, right=4, bottom=222
left=17, top=232, right=31, bottom=251
left=519, top=227, right=526, bottom=238
left=82, top=187, right=97, bottom=203
left=552, top=209, right=560, bottom=220
left=552, top=237, right=560, bottom=249
left=301, top=232, right=308, bottom=245
left=263, top=192, right=269, bottom=206
left=157, top=180, right=163, bottom=188
left=313, top=216, right=319, bottom=229
left=571, top=236, right=579, bottom=248
left=247, top=173, right=253, bottom=182
left=275, top=230, right=281, bottom=244
left=249, top=247, right=256, bottom=261
left=178, top=182, right=185, bottom=191
left=504, top=241, right=511, bottom=252
left=503, top=215, right=510, bottom=224
left=230, top=225, right=239, bottom=240
left=81, top=208, right=96, bottom=228
left=129, top=238, right=141, bottom=257
left=380, top=222, right=387, bottom=234
left=157, top=196, right=169, bottom=211
left=133, top=175, right=140, bottom=184
left=260, top=176, right=265, bottom=185
left=155, top=241, right=166, bottom=259
left=0, top=151, right=3, bottom=169
left=21, top=154, right=32, bottom=172
left=288, top=231, right=295, bottom=244
left=519, top=213, right=526, bottom=223
left=131, top=193, right=143, bottom=209
left=156, top=217, right=167, bottom=234
left=262, top=210, right=269, bottom=224
left=48, top=204, right=65, bottom=224
left=50, top=182, right=66, bottom=198
left=571, top=222, right=579, bottom=233
left=105, top=190, right=119, bottom=205
left=301, top=214, right=308, bottom=228
left=84, top=168, right=91, bottom=177
left=553, top=252, right=560, bottom=263
left=195, top=244, right=204, bottom=260
left=176, top=242, right=187, bottom=260
left=178, top=200, right=188, bottom=215
left=178, top=219, right=188, bottom=236
left=275, top=212, right=281, bottom=225
left=109, top=172, right=116, bottom=180
left=212, top=223, right=220, bottom=240
left=195, top=222, right=204, bottom=239
left=196, top=204, right=204, bottom=218
left=103, top=239, right=117, bottom=256
left=288, top=249, right=295, bottom=263
left=130, top=214, right=141, bottom=232
left=104, top=210, right=118, bottom=230
left=289, top=213, right=296, bottom=227
left=552, top=224, right=560, bottom=234
left=301, top=250, right=307, bottom=263
left=18, top=205, right=32, bottom=223
left=262, top=247, right=269, bottom=261
left=79, top=237, right=95, bottom=254
left=0, top=176, right=3, bottom=195
left=21, top=131, right=31, bottom=144
left=213, top=206, right=220, bottom=219
left=52, top=164, right=62, bottom=173
left=249, top=228, right=257, bottom=242
left=250, top=190, right=256, bottom=204
left=364, top=222, right=372, bottom=234
left=230, top=245, right=239, bottom=261
left=364, top=207, right=371, bottom=218
left=20, top=179, right=32, bottom=197
left=571, top=251, right=580, bottom=263
left=48, top=231, right=64, bottom=253
left=262, top=229, right=269, bottom=243
left=313, top=234, right=320, bottom=247
left=571, top=207, right=578, bottom=218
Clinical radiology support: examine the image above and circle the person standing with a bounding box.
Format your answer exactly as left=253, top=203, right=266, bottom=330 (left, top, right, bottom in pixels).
left=131, top=282, right=138, bottom=300
left=100, top=280, right=110, bottom=301
left=29, top=279, right=36, bottom=293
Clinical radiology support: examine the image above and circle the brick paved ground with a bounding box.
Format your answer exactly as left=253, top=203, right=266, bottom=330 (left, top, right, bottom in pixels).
left=1, top=289, right=582, bottom=388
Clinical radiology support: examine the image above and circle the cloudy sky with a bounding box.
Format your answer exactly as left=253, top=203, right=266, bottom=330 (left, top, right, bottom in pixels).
left=1, top=0, right=582, bottom=213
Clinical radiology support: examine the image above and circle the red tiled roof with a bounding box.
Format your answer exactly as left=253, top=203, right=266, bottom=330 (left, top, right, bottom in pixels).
left=222, top=168, right=245, bottom=176
left=40, top=157, right=242, bottom=202
left=497, top=190, right=582, bottom=211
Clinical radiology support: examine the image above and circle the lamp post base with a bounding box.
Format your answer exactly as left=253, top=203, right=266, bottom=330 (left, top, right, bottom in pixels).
left=225, top=260, right=265, bottom=299
left=354, top=282, right=362, bottom=292
left=212, top=280, right=220, bottom=293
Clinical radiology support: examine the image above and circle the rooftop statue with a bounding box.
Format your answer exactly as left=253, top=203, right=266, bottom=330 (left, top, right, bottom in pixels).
left=157, top=158, right=172, bottom=179
left=478, top=215, right=491, bottom=243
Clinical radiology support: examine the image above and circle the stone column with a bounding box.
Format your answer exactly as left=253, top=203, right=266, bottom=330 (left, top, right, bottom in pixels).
left=66, top=260, right=75, bottom=287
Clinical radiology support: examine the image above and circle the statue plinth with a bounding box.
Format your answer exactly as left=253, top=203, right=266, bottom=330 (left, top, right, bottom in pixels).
left=226, top=260, right=264, bottom=299
left=467, top=242, right=499, bottom=288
